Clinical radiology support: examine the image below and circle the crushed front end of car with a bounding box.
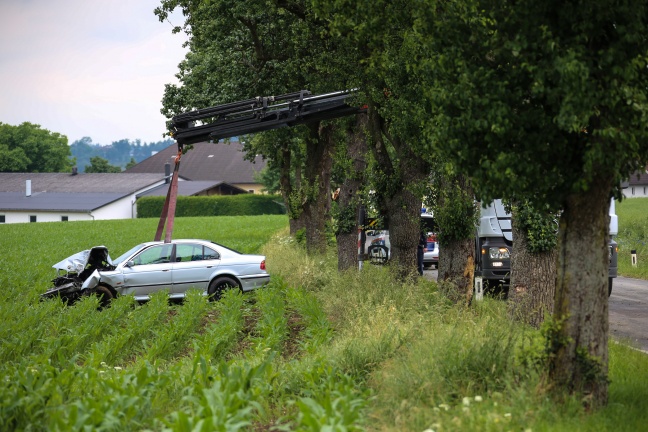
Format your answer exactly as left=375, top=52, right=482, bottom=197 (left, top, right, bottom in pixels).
left=41, top=246, right=116, bottom=305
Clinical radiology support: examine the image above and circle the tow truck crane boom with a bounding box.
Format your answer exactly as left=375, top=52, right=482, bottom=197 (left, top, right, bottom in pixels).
left=168, top=89, right=363, bottom=145
left=156, top=89, right=364, bottom=243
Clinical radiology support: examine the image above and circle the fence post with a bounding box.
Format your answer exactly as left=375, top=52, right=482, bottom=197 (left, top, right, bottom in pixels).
left=474, top=276, right=484, bottom=301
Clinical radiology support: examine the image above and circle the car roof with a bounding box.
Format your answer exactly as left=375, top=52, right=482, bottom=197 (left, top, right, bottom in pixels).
left=138, top=239, right=213, bottom=247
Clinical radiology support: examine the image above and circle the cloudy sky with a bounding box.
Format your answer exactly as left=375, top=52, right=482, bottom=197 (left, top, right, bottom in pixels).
left=0, top=0, right=187, bottom=145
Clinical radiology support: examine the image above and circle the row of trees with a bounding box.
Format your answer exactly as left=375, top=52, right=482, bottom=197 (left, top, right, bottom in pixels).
left=156, top=0, right=648, bottom=407
left=0, top=122, right=72, bottom=172
left=0, top=122, right=175, bottom=173
left=70, top=137, right=175, bottom=172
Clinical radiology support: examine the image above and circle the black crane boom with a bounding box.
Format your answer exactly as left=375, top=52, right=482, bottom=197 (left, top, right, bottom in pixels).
left=168, top=89, right=364, bottom=145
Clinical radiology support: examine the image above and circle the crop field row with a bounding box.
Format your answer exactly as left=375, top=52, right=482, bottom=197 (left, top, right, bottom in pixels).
left=0, top=216, right=366, bottom=431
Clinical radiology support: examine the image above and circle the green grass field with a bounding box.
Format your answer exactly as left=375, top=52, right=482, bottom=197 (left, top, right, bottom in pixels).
left=616, top=198, right=648, bottom=279
left=0, top=214, right=646, bottom=431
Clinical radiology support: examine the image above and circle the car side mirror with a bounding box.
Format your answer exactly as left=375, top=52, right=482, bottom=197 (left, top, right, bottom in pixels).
left=125, top=260, right=135, bottom=268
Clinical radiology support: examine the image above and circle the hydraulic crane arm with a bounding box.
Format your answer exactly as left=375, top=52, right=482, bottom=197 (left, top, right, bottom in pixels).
left=168, top=89, right=364, bottom=145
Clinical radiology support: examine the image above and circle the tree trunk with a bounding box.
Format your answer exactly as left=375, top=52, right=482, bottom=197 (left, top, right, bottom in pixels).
left=436, top=174, right=475, bottom=304
left=508, top=208, right=556, bottom=328
left=384, top=186, right=423, bottom=280
left=365, top=103, right=429, bottom=281
left=302, top=123, right=334, bottom=254
left=337, top=114, right=368, bottom=271
left=549, top=174, right=613, bottom=407
left=438, top=237, right=475, bottom=304
left=277, top=146, right=305, bottom=235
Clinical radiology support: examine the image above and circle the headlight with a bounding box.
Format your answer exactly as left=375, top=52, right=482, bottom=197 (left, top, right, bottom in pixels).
left=489, top=247, right=510, bottom=260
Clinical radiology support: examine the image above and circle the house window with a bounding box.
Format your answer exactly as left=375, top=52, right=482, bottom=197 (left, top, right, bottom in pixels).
left=61, top=216, right=69, bottom=222
left=30, top=215, right=37, bottom=223
left=0, top=215, right=5, bottom=223
left=248, top=189, right=255, bottom=194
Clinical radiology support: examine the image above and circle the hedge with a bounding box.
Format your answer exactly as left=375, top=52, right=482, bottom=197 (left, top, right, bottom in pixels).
left=137, top=194, right=286, bottom=218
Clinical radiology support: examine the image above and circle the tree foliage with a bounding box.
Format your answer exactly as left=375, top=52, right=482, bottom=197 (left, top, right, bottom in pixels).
left=70, top=137, right=174, bottom=172
left=84, top=156, right=122, bottom=173
left=412, top=0, right=648, bottom=206
left=156, top=0, right=362, bottom=253
left=0, top=122, right=72, bottom=173
left=407, top=0, right=648, bottom=405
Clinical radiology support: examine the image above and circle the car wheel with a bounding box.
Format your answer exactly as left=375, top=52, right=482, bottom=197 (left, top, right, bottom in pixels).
left=95, top=284, right=114, bottom=309
left=208, top=276, right=240, bottom=301
left=608, top=277, right=613, bottom=297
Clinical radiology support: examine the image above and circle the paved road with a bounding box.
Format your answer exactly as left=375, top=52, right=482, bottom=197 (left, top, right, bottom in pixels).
left=609, top=276, right=648, bottom=353
left=424, top=269, right=647, bottom=353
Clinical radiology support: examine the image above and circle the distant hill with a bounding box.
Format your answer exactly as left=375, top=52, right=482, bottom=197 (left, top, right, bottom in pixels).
left=69, top=137, right=175, bottom=172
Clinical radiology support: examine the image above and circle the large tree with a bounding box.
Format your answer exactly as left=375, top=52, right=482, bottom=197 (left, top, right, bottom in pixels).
left=332, top=114, right=369, bottom=271
left=0, top=122, right=72, bottom=173
left=414, top=0, right=648, bottom=405
left=315, top=1, right=435, bottom=279
left=156, top=0, right=356, bottom=254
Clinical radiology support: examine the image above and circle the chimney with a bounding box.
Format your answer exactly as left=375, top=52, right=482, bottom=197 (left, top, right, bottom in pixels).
left=26, top=180, right=31, bottom=197
left=71, top=166, right=78, bottom=175
left=165, top=162, right=171, bottom=183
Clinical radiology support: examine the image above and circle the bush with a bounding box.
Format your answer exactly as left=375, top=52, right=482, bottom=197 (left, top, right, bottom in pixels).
left=137, top=194, right=286, bottom=218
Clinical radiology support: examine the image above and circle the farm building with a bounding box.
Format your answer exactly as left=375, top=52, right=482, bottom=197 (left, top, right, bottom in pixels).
left=0, top=172, right=166, bottom=224
left=124, top=141, right=266, bottom=194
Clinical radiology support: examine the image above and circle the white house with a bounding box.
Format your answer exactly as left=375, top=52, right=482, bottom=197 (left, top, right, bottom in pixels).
left=623, top=169, right=648, bottom=199
left=0, top=173, right=166, bottom=224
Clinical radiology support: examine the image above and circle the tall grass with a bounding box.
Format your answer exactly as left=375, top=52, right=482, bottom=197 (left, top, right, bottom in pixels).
left=616, top=198, right=648, bottom=279
left=265, top=231, right=648, bottom=431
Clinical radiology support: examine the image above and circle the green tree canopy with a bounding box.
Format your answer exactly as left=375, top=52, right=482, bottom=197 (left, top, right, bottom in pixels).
left=156, top=0, right=360, bottom=253
left=408, top=0, right=648, bottom=405
left=0, top=122, right=72, bottom=172
left=85, top=156, right=122, bottom=173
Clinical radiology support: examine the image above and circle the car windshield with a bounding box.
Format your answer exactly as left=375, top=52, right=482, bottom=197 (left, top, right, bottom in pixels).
left=112, top=244, right=145, bottom=265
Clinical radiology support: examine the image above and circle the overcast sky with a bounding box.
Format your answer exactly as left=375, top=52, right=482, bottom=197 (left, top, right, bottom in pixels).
left=0, top=0, right=187, bottom=145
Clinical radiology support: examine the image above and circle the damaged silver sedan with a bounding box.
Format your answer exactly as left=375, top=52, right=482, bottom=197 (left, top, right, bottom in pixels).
left=41, top=239, right=270, bottom=307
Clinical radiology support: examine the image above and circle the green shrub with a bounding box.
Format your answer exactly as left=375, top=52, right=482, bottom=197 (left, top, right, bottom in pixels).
left=137, top=194, right=285, bottom=218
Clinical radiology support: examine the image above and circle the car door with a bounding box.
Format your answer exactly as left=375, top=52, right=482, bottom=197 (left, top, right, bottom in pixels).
left=171, top=243, right=221, bottom=296
left=121, top=244, right=174, bottom=299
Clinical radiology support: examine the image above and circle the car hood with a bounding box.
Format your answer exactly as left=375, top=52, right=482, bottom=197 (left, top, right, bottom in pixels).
left=52, top=246, right=113, bottom=273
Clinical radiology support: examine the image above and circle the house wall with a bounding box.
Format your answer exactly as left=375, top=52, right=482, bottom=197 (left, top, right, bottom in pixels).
left=622, top=186, right=648, bottom=198
left=0, top=193, right=150, bottom=224
left=91, top=196, right=138, bottom=220
left=0, top=211, right=94, bottom=224
left=232, top=183, right=265, bottom=194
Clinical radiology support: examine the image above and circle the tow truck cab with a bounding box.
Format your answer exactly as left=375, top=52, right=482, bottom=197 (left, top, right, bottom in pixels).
left=474, top=199, right=618, bottom=296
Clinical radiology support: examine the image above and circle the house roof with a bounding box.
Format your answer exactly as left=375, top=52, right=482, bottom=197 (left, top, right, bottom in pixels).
left=0, top=192, right=127, bottom=212
left=137, top=181, right=248, bottom=197
left=124, top=141, right=266, bottom=183
left=0, top=173, right=165, bottom=193
left=628, top=170, right=648, bottom=186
